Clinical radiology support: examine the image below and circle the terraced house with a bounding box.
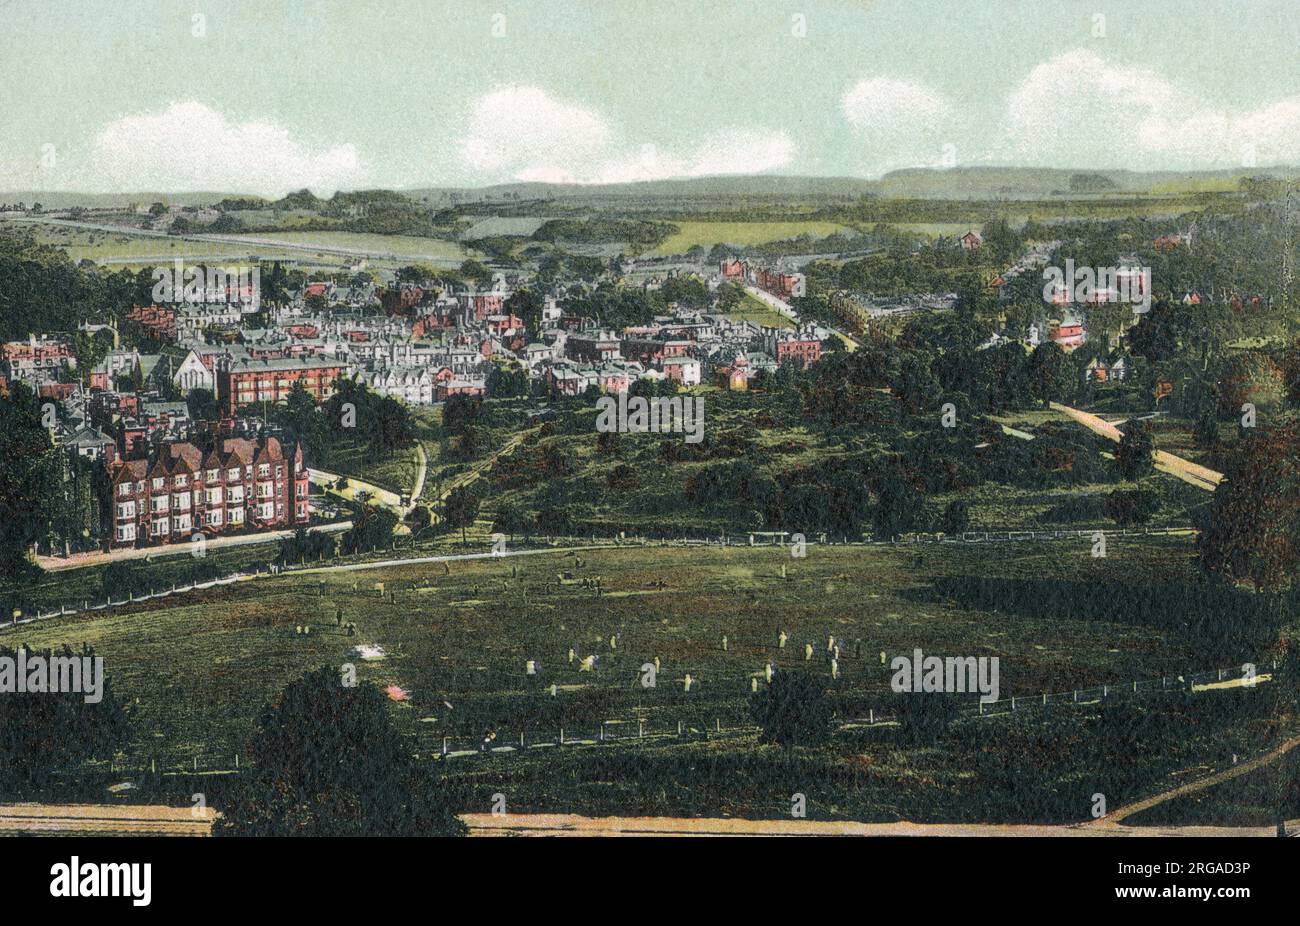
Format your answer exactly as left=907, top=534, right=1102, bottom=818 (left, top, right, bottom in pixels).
left=107, top=435, right=309, bottom=548
left=215, top=356, right=346, bottom=415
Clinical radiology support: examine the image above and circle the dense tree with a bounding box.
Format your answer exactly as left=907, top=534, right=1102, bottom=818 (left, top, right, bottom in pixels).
left=1105, top=488, right=1159, bottom=527
left=749, top=670, right=834, bottom=752
left=0, top=643, right=131, bottom=796
left=1199, top=417, right=1300, bottom=592
left=442, top=484, right=481, bottom=545
left=1027, top=342, right=1072, bottom=409
left=341, top=504, right=398, bottom=554
left=0, top=383, right=60, bottom=578
left=219, top=667, right=464, bottom=836
left=1115, top=422, right=1155, bottom=481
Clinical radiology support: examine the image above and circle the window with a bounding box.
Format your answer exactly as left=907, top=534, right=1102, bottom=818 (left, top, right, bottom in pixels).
left=229, top=486, right=245, bottom=503
left=152, top=477, right=164, bottom=490
left=118, top=483, right=132, bottom=497
left=227, top=467, right=240, bottom=481
left=206, top=510, right=223, bottom=527
left=257, top=481, right=273, bottom=498
left=207, top=469, right=219, bottom=482
left=174, top=474, right=188, bottom=488
left=229, top=507, right=244, bottom=525
left=116, top=524, right=136, bottom=542
left=172, top=493, right=190, bottom=510
left=259, top=502, right=275, bottom=520
left=152, top=518, right=169, bottom=536
left=296, top=483, right=307, bottom=498
left=258, top=463, right=270, bottom=478
left=151, top=496, right=169, bottom=513
left=116, top=501, right=136, bottom=519
left=206, top=487, right=223, bottom=505
left=173, top=514, right=191, bottom=532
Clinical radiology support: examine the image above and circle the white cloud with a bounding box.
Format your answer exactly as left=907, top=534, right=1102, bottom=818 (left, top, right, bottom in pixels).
left=458, top=85, right=612, bottom=177
left=458, top=85, right=793, bottom=184
left=999, top=49, right=1300, bottom=169
left=840, top=77, right=954, bottom=175
left=87, top=101, right=362, bottom=196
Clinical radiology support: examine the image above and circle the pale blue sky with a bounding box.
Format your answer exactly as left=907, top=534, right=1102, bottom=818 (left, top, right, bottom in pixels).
left=2, top=0, right=1299, bottom=193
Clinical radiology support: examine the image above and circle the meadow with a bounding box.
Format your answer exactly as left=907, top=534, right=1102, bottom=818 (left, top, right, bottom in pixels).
left=650, top=220, right=852, bottom=256
left=13, top=534, right=1290, bottom=825
left=8, top=539, right=1205, bottom=769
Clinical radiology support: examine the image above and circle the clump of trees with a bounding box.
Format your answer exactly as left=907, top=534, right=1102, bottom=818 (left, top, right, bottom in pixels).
left=1199, top=416, right=1300, bottom=592
left=0, top=643, right=131, bottom=797
left=219, top=667, right=464, bottom=836
left=750, top=671, right=834, bottom=751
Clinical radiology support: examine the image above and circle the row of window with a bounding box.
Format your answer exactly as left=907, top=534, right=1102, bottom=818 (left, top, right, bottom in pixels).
left=115, top=501, right=299, bottom=542
left=118, top=464, right=291, bottom=497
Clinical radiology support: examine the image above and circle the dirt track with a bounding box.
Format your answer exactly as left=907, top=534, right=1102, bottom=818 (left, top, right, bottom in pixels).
left=1050, top=403, right=1223, bottom=492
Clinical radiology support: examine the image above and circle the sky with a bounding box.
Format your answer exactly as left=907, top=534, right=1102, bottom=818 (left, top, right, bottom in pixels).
left=2, top=0, right=1300, bottom=195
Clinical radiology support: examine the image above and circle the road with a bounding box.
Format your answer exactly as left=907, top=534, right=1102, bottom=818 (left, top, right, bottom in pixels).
left=1084, top=734, right=1300, bottom=829
left=34, top=520, right=350, bottom=572
left=0, top=802, right=218, bottom=836
left=1050, top=402, right=1224, bottom=492
left=461, top=812, right=1296, bottom=837
left=744, top=284, right=860, bottom=351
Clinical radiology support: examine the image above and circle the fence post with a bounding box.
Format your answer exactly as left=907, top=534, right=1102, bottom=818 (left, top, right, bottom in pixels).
left=442, top=737, right=448, bottom=756
left=638, top=719, right=644, bottom=739
left=869, top=708, right=874, bottom=725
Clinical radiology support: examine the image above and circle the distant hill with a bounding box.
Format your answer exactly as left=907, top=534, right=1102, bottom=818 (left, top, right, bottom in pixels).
left=7, top=166, right=1300, bottom=212
left=404, top=175, right=882, bottom=204
left=0, top=191, right=240, bottom=209
left=875, top=166, right=1300, bottom=200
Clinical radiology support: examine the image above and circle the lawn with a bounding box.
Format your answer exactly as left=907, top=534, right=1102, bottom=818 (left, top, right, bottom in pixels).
left=226, top=230, right=471, bottom=262
left=7, top=539, right=1205, bottom=769
left=650, top=220, right=851, bottom=256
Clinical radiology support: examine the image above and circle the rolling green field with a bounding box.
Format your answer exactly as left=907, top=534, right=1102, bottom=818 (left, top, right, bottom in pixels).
left=12, top=535, right=1290, bottom=824
left=650, top=220, right=851, bottom=255
left=8, top=539, right=1202, bottom=766
left=226, top=230, right=471, bottom=262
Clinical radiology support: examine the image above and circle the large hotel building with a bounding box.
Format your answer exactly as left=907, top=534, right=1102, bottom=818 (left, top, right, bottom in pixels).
left=108, top=435, right=309, bottom=548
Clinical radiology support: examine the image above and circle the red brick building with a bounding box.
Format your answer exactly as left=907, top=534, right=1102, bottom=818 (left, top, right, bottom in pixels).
left=216, top=357, right=346, bottom=415
left=107, top=435, right=309, bottom=548
left=126, top=305, right=178, bottom=342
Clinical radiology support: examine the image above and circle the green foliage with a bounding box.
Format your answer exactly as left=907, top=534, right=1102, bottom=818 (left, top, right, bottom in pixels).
left=341, top=505, right=398, bottom=554
left=1115, top=422, right=1155, bottom=481
left=442, top=484, right=481, bottom=544
left=1105, top=488, right=1160, bottom=527
left=0, top=382, right=59, bottom=578
left=749, top=670, right=834, bottom=750
left=219, top=667, right=464, bottom=836
left=0, top=643, right=131, bottom=797
left=1199, top=418, right=1300, bottom=592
